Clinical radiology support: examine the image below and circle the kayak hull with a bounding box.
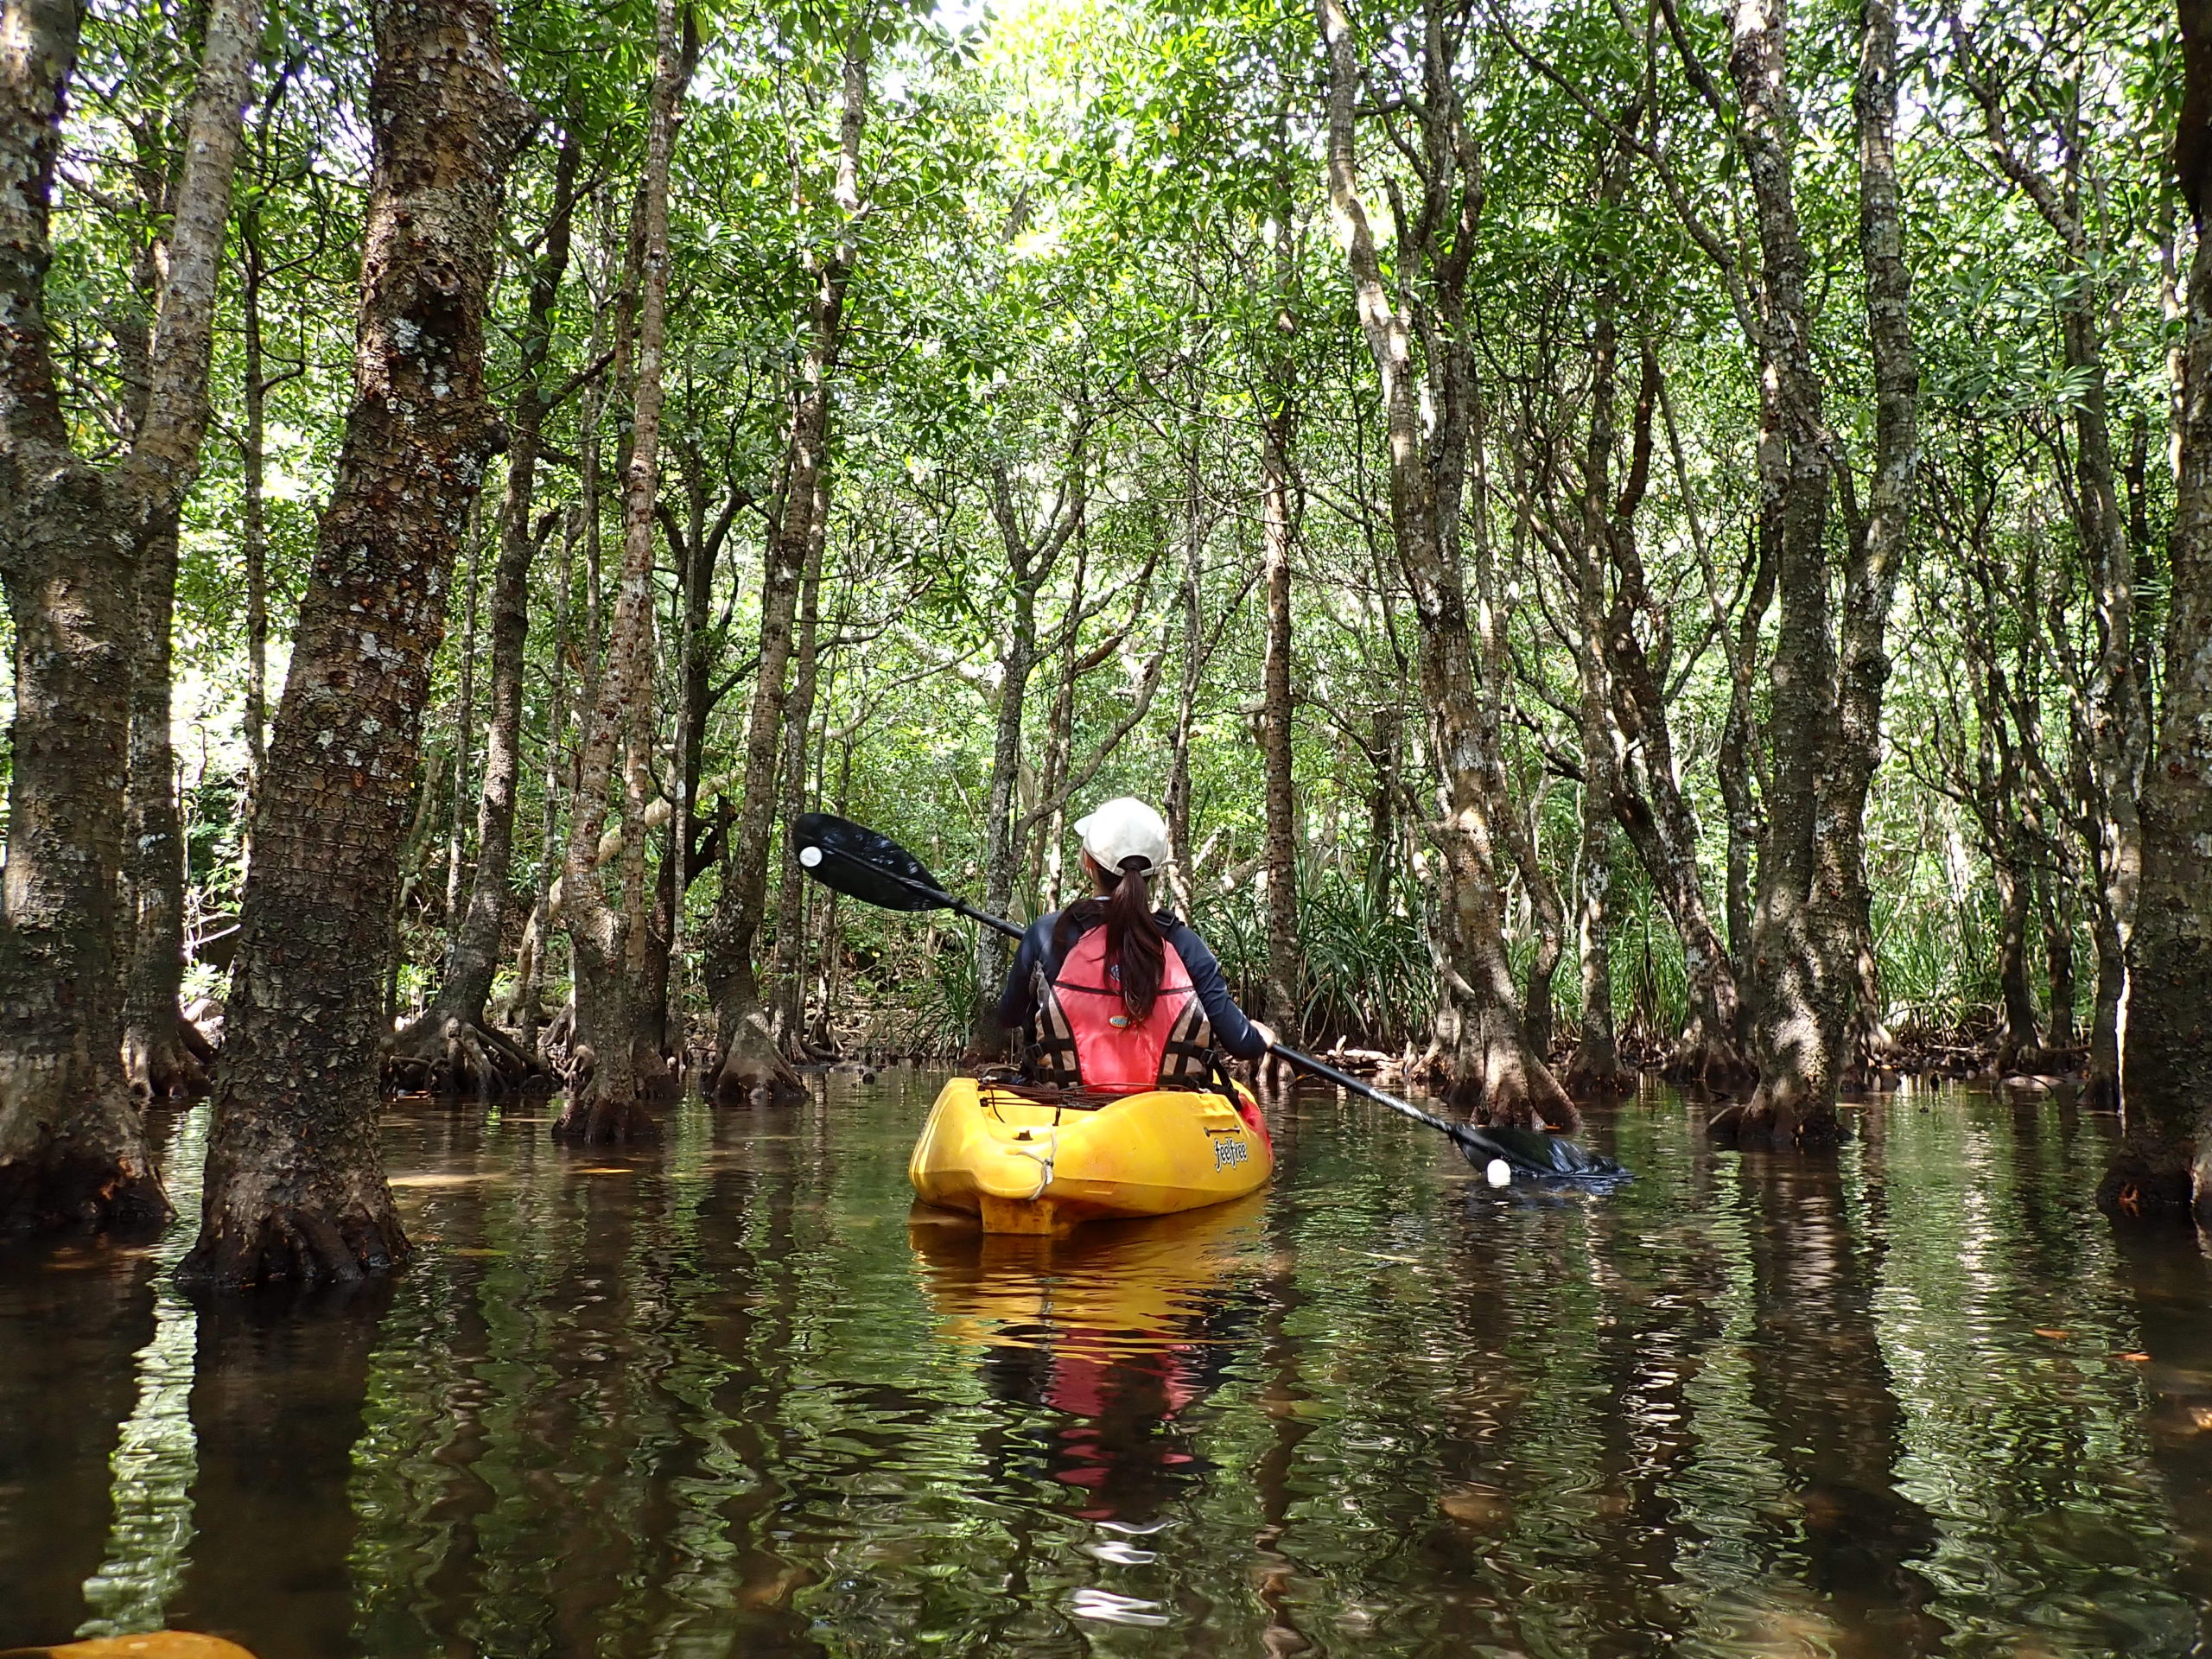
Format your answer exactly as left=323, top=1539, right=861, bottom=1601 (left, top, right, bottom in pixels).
left=909, top=1077, right=1273, bottom=1232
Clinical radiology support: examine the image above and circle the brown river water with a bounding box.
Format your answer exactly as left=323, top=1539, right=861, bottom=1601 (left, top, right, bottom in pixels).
left=3, top=1074, right=2211, bottom=1658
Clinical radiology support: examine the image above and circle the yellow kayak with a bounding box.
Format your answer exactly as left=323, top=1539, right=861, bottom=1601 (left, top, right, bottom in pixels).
left=909, top=1076, right=1274, bottom=1233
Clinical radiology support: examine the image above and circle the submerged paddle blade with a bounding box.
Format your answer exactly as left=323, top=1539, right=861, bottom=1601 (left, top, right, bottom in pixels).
left=792, top=812, right=950, bottom=912
left=1446, top=1121, right=1628, bottom=1185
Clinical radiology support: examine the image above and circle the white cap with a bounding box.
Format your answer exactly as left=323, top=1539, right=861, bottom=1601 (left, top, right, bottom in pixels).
left=1074, top=797, right=1172, bottom=874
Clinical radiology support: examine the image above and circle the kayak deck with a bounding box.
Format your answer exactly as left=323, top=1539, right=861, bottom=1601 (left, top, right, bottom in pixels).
left=909, top=1077, right=1273, bottom=1232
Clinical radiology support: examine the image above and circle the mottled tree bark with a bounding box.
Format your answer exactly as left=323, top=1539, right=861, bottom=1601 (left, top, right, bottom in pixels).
left=1257, top=195, right=1302, bottom=1037
left=1705, top=0, right=1844, bottom=1148
left=707, top=29, right=867, bottom=1102
left=443, top=525, right=481, bottom=930
left=509, top=506, right=581, bottom=1057
left=1679, top=0, right=1914, bottom=1143
left=1718, top=543, right=1771, bottom=997
left=389, top=130, right=582, bottom=1097
left=181, top=0, right=519, bottom=1281
left=1813, top=0, right=1919, bottom=1098
left=0, top=0, right=257, bottom=1230
left=769, top=527, right=827, bottom=1056
left=1611, top=658, right=1748, bottom=1089
left=558, top=0, right=689, bottom=1142
left=1519, top=811, right=1567, bottom=1061
left=1606, top=357, right=1751, bottom=1090
left=703, top=485, right=807, bottom=1097
left=1993, top=846, right=2039, bottom=1066
left=1023, top=563, right=1086, bottom=908
left=2108, top=0, right=2212, bottom=1217
left=1954, top=9, right=2149, bottom=1111
left=513, top=350, right=606, bottom=1057
left=1318, top=0, right=1573, bottom=1128
left=1932, top=454, right=2041, bottom=1071
left=1568, top=771, right=1628, bottom=1095
left=964, top=439, right=1083, bottom=1059
left=1164, top=405, right=1205, bottom=913
left=118, top=15, right=214, bottom=1102
left=1719, top=0, right=1916, bottom=1128
left=2042, top=868, right=2077, bottom=1050
left=635, top=465, right=725, bottom=1075
left=121, top=512, right=209, bottom=1100
left=1565, top=305, right=1632, bottom=1098
left=641, top=472, right=703, bottom=1069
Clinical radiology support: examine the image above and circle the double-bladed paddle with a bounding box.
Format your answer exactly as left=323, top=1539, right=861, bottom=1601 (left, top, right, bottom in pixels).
left=791, top=811, right=1627, bottom=1187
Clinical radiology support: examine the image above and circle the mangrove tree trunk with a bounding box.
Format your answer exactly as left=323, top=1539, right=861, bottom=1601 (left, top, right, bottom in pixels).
left=182, top=0, right=518, bottom=1281
left=0, top=0, right=256, bottom=1230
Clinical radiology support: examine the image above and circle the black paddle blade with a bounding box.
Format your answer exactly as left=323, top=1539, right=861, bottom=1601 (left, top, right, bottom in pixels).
left=792, top=813, right=948, bottom=912
left=1446, top=1121, right=1630, bottom=1185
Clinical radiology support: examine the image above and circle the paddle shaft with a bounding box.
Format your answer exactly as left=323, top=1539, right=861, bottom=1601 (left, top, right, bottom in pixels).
left=1265, top=1041, right=1505, bottom=1156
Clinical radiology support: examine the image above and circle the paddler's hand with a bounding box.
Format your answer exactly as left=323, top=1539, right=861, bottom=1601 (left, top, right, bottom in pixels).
left=1248, top=1022, right=1287, bottom=1086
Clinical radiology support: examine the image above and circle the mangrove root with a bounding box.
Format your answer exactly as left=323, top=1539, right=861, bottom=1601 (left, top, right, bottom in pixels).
left=1707, top=1088, right=1845, bottom=1151
left=710, top=1013, right=804, bottom=1107
left=1433, top=1057, right=1581, bottom=1135
left=550, top=1087, right=661, bottom=1145
left=1563, top=1047, right=1636, bottom=1101
left=123, top=1012, right=215, bottom=1101
left=0, top=1150, right=170, bottom=1236
left=385, top=1010, right=545, bottom=1097
left=175, top=1201, right=409, bottom=1288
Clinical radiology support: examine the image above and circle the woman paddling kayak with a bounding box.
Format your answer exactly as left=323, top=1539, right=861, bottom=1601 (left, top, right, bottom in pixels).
left=995, top=797, right=1277, bottom=1095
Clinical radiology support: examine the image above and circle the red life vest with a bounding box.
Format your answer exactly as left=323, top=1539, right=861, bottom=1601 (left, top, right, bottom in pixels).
left=1027, top=923, right=1216, bottom=1093
left=1057, top=926, right=1195, bottom=1092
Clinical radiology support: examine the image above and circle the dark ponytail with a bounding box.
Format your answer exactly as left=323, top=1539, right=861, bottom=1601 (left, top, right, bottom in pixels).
left=1103, top=857, right=1166, bottom=1022
left=1049, top=856, right=1168, bottom=1022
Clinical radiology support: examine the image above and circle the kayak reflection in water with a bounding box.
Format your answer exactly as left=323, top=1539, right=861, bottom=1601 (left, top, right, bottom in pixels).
left=995, top=798, right=1274, bottom=1127
left=910, top=1200, right=1263, bottom=1522
left=984, top=1319, right=1231, bottom=1521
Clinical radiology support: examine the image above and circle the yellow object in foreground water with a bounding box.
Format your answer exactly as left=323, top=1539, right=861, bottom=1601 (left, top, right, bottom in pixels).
left=2, top=1637, right=258, bottom=1659
left=909, top=1077, right=1273, bottom=1233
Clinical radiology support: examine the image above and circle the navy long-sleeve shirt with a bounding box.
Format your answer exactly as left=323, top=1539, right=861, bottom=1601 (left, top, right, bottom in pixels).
left=995, top=910, right=1268, bottom=1059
